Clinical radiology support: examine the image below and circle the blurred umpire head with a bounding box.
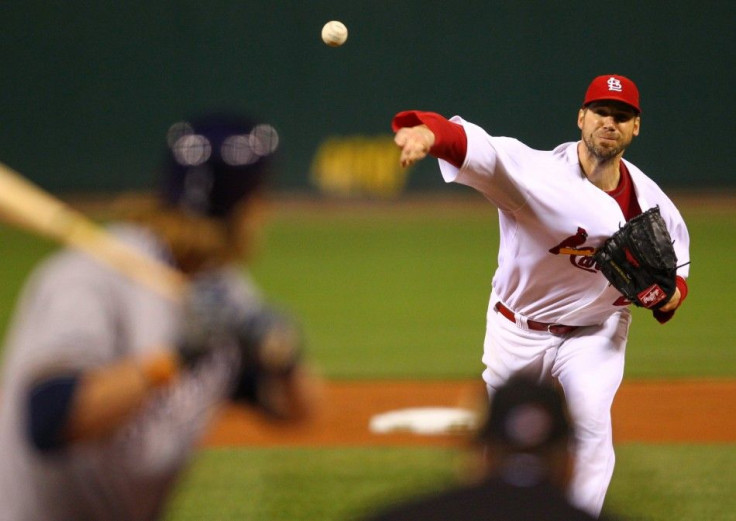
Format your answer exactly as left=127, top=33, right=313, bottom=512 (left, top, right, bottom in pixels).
left=473, top=373, right=575, bottom=489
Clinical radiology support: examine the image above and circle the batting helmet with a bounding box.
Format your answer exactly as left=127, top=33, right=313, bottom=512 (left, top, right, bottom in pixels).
left=161, top=112, right=280, bottom=218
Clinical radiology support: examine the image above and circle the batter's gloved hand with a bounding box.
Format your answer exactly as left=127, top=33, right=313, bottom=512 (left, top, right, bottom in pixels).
left=230, top=306, right=304, bottom=418
left=593, top=206, right=678, bottom=310
left=176, top=273, right=245, bottom=368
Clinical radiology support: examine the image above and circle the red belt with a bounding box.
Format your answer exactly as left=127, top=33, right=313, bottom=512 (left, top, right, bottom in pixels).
left=494, top=302, right=579, bottom=335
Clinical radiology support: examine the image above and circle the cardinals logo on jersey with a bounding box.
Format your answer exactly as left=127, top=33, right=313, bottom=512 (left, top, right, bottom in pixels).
left=549, top=228, right=632, bottom=306
left=548, top=227, right=598, bottom=273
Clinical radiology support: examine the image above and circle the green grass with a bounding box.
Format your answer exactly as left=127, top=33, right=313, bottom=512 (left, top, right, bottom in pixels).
left=163, top=444, right=736, bottom=521
left=164, top=447, right=460, bottom=521
left=249, top=206, right=496, bottom=379
left=2, top=200, right=734, bottom=379
left=607, top=444, right=736, bottom=521
left=247, top=202, right=736, bottom=379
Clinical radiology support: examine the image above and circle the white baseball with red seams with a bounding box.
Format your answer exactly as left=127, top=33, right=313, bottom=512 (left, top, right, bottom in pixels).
left=434, top=116, right=690, bottom=515
left=321, top=20, right=348, bottom=47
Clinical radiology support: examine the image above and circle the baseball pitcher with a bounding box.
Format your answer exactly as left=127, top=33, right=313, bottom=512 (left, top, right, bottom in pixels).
left=392, top=74, right=690, bottom=517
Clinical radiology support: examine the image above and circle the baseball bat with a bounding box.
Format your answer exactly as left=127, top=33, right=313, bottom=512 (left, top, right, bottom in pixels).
left=0, top=161, right=186, bottom=301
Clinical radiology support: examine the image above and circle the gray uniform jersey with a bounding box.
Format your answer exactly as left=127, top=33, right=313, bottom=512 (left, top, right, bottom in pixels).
left=0, top=225, right=262, bottom=521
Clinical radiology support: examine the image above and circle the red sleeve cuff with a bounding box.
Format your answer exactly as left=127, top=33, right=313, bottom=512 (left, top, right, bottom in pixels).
left=675, top=275, right=688, bottom=302
left=652, top=276, right=688, bottom=324
left=391, top=110, right=425, bottom=132
left=391, top=110, right=467, bottom=168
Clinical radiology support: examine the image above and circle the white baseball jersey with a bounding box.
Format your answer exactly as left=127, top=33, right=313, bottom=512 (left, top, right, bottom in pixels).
left=440, top=116, right=690, bottom=326
left=0, top=225, right=261, bottom=521
left=435, top=115, right=690, bottom=516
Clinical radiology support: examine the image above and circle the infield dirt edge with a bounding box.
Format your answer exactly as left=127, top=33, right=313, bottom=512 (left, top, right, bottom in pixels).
left=202, top=379, right=736, bottom=447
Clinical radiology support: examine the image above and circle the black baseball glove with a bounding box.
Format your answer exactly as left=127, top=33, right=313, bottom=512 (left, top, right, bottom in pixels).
left=593, top=206, right=678, bottom=310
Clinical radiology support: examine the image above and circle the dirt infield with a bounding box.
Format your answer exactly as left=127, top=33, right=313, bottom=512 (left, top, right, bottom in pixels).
left=202, top=379, right=736, bottom=448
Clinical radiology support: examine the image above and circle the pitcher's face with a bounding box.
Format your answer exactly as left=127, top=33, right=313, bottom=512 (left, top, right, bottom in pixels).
left=578, top=101, right=640, bottom=160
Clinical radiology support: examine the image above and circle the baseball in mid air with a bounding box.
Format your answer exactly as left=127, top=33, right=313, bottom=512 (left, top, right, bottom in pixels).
left=321, top=20, right=348, bottom=47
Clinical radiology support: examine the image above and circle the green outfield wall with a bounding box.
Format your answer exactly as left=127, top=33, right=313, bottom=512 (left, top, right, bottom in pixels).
left=0, top=2, right=732, bottom=198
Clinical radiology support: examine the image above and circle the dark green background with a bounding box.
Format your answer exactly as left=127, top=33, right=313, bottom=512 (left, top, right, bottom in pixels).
left=0, top=1, right=732, bottom=194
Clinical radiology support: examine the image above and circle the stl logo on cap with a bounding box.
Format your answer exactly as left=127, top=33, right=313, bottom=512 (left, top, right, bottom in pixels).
left=606, top=77, right=623, bottom=92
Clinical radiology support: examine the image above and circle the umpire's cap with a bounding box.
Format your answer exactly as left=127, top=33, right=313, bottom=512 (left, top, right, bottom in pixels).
left=476, top=374, right=573, bottom=452
left=161, top=112, right=279, bottom=218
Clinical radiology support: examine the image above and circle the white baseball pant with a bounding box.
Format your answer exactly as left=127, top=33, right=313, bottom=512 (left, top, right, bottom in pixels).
left=482, top=292, right=630, bottom=517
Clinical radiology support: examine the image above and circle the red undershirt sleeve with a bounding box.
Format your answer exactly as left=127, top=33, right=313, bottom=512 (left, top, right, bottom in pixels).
left=392, top=111, right=468, bottom=168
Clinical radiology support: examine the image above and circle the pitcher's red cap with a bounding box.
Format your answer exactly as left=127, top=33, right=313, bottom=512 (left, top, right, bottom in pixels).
left=583, top=74, right=640, bottom=113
